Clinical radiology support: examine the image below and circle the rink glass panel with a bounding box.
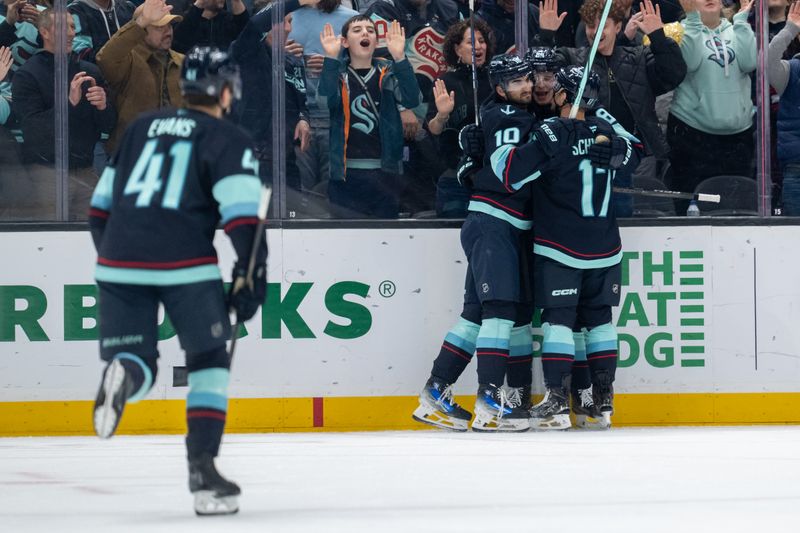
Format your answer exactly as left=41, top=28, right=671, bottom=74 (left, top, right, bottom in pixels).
left=0, top=1, right=775, bottom=223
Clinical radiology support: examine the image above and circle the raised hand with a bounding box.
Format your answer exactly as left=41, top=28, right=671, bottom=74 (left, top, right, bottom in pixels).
left=320, top=23, right=342, bottom=59
left=678, top=0, right=696, bottom=14
left=136, top=0, right=173, bottom=28
left=69, top=72, right=95, bottom=107
left=539, top=0, right=567, bottom=32
left=634, top=0, right=664, bottom=35
left=86, top=84, right=107, bottom=111
left=18, top=2, right=40, bottom=25
left=789, top=1, right=800, bottom=26
left=433, top=79, right=455, bottom=116
left=738, top=0, right=754, bottom=14
left=624, top=11, right=643, bottom=40
left=0, top=46, right=13, bottom=82
left=386, top=20, right=406, bottom=61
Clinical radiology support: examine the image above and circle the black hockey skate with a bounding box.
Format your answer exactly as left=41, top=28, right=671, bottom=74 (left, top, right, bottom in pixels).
left=412, top=377, right=472, bottom=431
left=472, top=384, right=530, bottom=432
left=189, top=455, right=241, bottom=516
left=530, top=386, right=571, bottom=430
left=506, top=385, right=532, bottom=410
left=592, top=370, right=614, bottom=429
left=93, top=359, right=135, bottom=439
left=571, top=387, right=606, bottom=430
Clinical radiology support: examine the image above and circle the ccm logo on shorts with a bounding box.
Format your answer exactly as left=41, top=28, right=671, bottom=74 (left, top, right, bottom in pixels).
left=551, top=288, right=578, bottom=296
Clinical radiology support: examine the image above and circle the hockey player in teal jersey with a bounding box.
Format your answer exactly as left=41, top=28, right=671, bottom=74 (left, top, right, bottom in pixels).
left=412, top=54, right=537, bottom=433
left=509, top=66, right=643, bottom=430
left=88, top=46, right=266, bottom=515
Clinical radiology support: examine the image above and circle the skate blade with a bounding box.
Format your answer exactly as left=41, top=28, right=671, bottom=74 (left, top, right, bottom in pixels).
left=93, top=359, right=125, bottom=439
left=574, top=414, right=610, bottom=430
left=194, top=491, right=239, bottom=516
left=412, top=405, right=469, bottom=432
left=530, top=414, right=571, bottom=431
left=471, top=414, right=530, bottom=433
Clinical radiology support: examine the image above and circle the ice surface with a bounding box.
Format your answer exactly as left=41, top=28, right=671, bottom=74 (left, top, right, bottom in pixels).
left=2, top=427, right=799, bottom=532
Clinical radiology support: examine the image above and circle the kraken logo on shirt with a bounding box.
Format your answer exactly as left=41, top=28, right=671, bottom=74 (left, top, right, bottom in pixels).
left=705, top=36, right=735, bottom=68
left=351, top=94, right=377, bottom=135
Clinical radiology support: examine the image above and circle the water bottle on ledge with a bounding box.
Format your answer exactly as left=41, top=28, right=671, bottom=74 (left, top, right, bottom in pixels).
left=686, top=200, right=700, bottom=217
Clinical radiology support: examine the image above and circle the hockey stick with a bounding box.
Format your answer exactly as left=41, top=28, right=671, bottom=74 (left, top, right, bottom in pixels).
left=613, top=186, right=721, bottom=203
left=468, top=0, right=480, bottom=125
left=228, top=185, right=272, bottom=361
left=569, top=0, right=614, bottom=119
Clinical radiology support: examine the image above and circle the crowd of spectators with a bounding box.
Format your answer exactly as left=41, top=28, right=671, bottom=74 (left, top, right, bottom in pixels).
left=0, top=0, right=788, bottom=220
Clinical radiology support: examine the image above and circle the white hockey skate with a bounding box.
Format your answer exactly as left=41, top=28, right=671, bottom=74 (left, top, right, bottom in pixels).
left=572, top=387, right=609, bottom=430
left=189, top=455, right=240, bottom=516
left=93, top=359, right=133, bottom=439
left=591, top=372, right=615, bottom=430
left=412, top=377, right=472, bottom=431
left=471, top=384, right=530, bottom=432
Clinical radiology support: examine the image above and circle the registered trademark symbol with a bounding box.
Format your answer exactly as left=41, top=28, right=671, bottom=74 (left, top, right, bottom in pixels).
left=379, top=280, right=396, bottom=298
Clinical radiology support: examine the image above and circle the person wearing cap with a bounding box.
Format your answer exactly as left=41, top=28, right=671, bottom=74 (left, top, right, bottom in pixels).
left=97, top=0, right=184, bottom=152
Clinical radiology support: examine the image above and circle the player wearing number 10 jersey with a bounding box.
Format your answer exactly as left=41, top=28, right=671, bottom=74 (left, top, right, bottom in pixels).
left=88, top=47, right=267, bottom=516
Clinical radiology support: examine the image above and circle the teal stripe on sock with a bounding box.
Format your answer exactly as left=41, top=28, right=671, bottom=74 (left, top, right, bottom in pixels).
left=187, top=391, right=228, bottom=412
left=188, top=368, right=230, bottom=412
left=444, top=332, right=476, bottom=353
left=573, top=331, right=587, bottom=361
left=476, top=318, right=514, bottom=350
left=444, top=317, right=480, bottom=353
left=542, top=323, right=575, bottom=356
left=509, top=326, right=533, bottom=356
left=586, top=323, right=618, bottom=354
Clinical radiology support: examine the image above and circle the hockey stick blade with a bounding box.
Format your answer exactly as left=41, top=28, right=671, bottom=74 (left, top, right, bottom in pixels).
left=613, top=186, right=721, bottom=203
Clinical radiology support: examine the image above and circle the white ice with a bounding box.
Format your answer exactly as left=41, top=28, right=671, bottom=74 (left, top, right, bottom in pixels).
left=2, top=427, right=799, bottom=532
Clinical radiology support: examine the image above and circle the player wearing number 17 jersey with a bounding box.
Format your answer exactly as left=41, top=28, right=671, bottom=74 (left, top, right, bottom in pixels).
left=502, top=66, right=643, bottom=430
left=88, top=47, right=267, bottom=516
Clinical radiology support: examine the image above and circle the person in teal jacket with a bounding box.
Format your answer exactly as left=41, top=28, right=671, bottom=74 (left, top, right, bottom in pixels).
left=318, top=16, right=421, bottom=218
left=668, top=0, right=756, bottom=214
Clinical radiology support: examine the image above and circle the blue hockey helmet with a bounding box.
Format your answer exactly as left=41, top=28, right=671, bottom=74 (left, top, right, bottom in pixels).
left=488, top=53, right=531, bottom=88
left=553, top=65, right=600, bottom=110
left=180, top=46, right=242, bottom=101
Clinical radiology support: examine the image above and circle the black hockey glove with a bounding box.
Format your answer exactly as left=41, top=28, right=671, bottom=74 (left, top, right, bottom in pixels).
left=228, top=262, right=267, bottom=322
left=587, top=135, right=630, bottom=170
left=458, top=124, right=485, bottom=160
left=456, top=155, right=480, bottom=189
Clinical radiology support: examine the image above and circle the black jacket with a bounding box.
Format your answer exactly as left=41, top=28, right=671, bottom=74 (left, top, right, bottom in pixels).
left=425, top=64, right=492, bottom=173
left=549, top=28, right=686, bottom=158
left=172, top=4, right=249, bottom=54
left=11, top=51, right=116, bottom=167
left=68, top=0, right=136, bottom=63
left=230, top=0, right=307, bottom=159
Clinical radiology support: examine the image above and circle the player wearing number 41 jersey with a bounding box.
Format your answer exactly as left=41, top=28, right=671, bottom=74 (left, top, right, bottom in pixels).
left=88, top=46, right=267, bottom=516
left=506, top=66, right=643, bottom=430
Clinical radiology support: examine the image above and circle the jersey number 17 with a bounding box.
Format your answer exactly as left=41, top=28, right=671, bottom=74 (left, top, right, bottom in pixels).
left=578, top=159, right=614, bottom=218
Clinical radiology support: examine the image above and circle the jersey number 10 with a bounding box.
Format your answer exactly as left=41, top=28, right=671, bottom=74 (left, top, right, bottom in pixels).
left=578, top=159, right=614, bottom=217
left=124, top=139, right=192, bottom=209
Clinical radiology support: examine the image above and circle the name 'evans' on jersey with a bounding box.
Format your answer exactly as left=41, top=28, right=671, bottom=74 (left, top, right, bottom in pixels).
left=147, top=117, right=197, bottom=138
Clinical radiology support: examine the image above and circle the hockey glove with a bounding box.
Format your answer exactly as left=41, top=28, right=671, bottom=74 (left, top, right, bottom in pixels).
left=587, top=135, right=630, bottom=170
left=456, top=155, right=480, bottom=189
left=458, top=124, right=485, bottom=160
left=228, top=262, right=267, bottom=322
